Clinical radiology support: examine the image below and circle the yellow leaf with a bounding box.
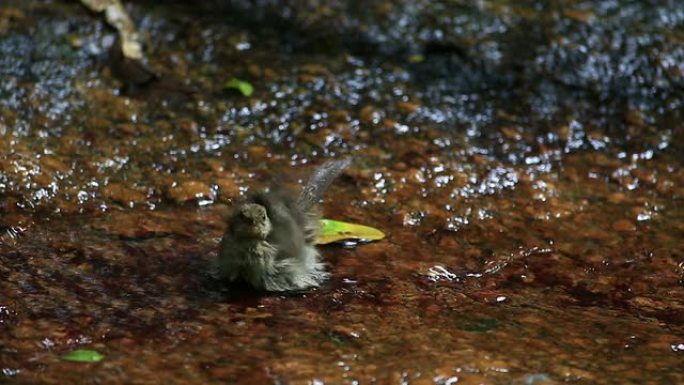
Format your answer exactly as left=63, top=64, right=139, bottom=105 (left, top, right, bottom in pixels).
left=316, top=219, right=385, bottom=245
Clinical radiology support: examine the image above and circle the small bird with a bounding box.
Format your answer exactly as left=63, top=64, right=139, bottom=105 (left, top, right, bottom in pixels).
left=217, top=158, right=351, bottom=292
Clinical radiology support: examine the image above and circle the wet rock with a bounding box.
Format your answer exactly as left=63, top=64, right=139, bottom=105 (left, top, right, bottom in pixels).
left=215, top=178, right=241, bottom=203
left=39, top=156, right=70, bottom=174
left=115, top=123, right=146, bottom=136
left=631, top=168, right=656, bottom=185
left=563, top=9, right=596, bottom=24
left=176, top=118, right=199, bottom=135
left=612, top=219, right=636, bottom=233
left=397, top=100, right=419, bottom=114
left=359, top=105, right=381, bottom=125
left=246, top=145, right=268, bottom=159
left=102, top=183, right=147, bottom=206
left=166, top=181, right=215, bottom=204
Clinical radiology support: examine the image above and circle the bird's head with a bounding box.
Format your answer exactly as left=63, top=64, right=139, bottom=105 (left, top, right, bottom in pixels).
left=229, top=203, right=272, bottom=240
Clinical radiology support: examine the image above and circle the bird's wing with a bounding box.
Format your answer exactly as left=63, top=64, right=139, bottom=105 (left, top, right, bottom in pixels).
left=296, top=158, right=351, bottom=211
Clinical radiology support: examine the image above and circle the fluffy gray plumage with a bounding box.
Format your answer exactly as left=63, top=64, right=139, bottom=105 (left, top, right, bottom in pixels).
left=218, top=158, right=350, bottom=291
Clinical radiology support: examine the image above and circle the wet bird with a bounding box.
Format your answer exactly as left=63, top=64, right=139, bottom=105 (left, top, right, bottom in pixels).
left=217, top=158, right=351, bottom=292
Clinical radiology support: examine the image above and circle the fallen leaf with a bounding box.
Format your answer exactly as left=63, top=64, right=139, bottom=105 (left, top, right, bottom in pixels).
left=224, top=78, right=254, bottom=97
left=317, top=219, right=385, bottom=245
left=62, top=349, right=104, bottom=363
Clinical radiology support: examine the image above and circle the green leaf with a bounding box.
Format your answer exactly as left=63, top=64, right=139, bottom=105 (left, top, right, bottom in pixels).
left=224, top=78, right=254, bottom=97
left=62, top=349, right=104, bottom=363
left=317, top=219, right=385, bottom=245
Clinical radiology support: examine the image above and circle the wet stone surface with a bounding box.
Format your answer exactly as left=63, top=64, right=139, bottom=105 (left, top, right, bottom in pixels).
left=1, top=1, right=683, bottom=384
